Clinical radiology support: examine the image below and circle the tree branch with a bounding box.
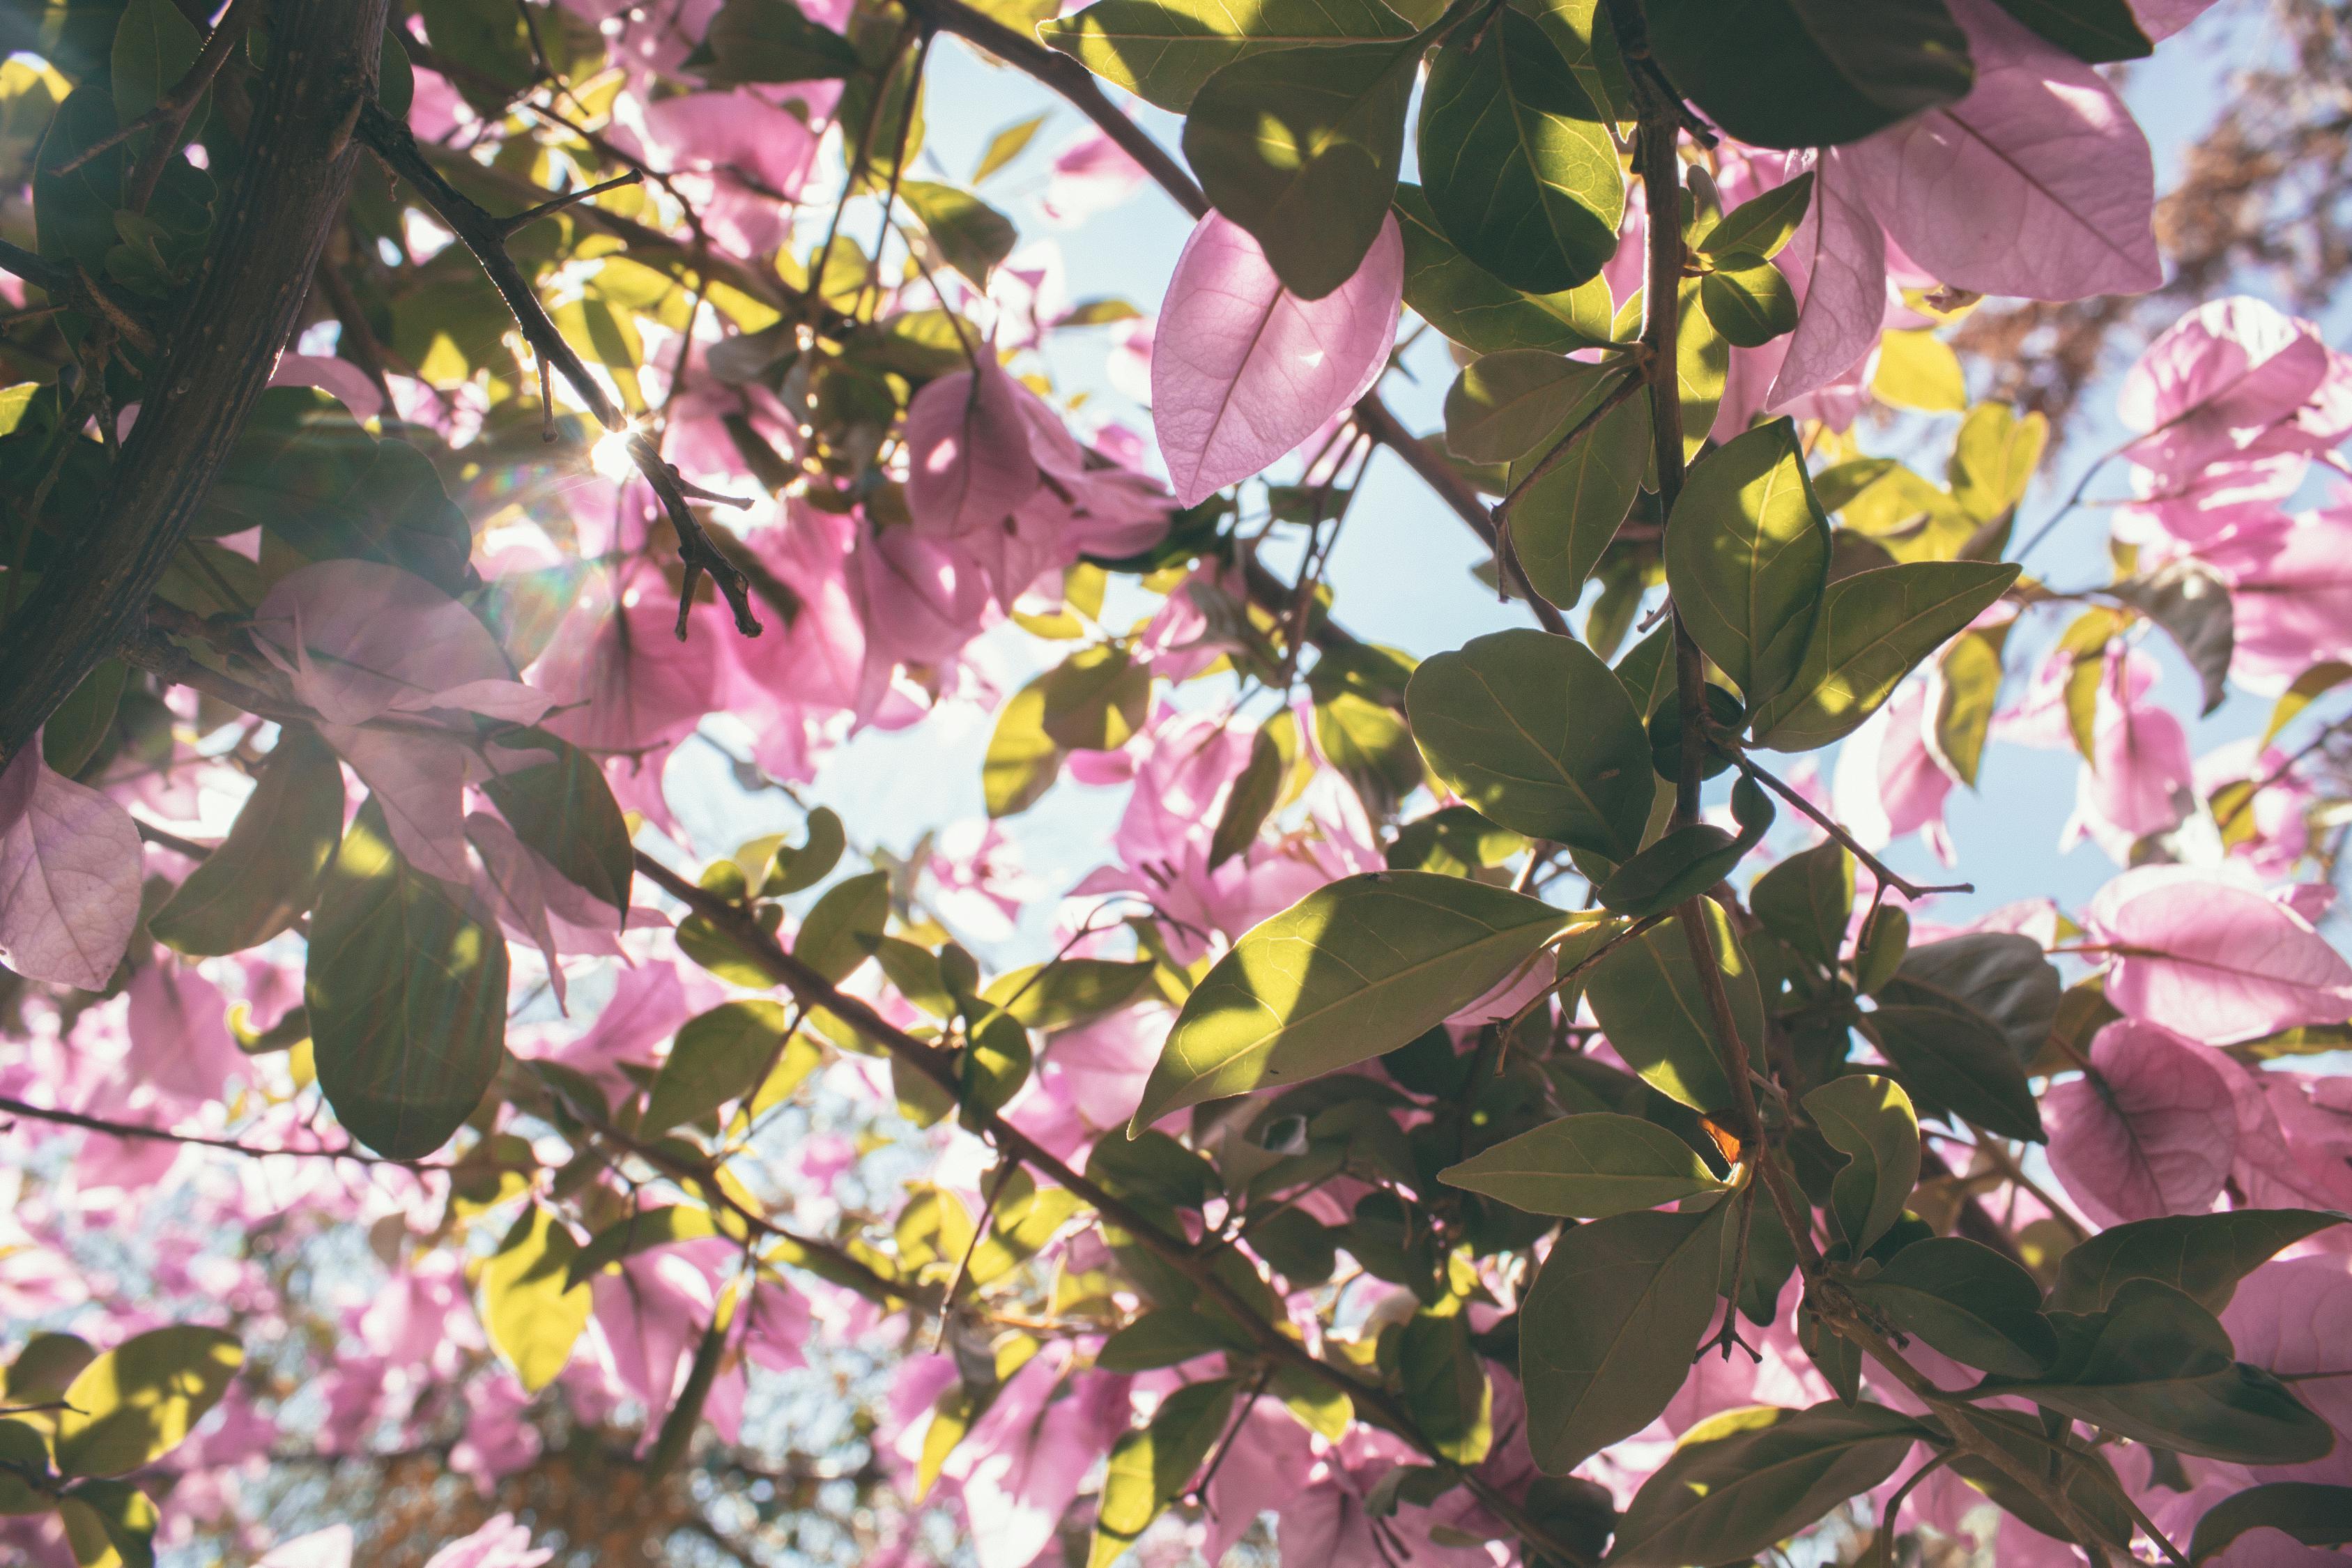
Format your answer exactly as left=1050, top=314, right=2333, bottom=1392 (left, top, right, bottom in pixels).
left=0, top=0, right=392, bottom=760
left=1732, top=754, right=1974, bottom=902
left=629, top=848, right=1596, bottom=1566
left=353, top=103, right=763, bottom=640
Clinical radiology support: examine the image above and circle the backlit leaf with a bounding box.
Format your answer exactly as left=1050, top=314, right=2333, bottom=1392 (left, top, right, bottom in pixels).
left=1132, top=872, right=1569, bottom=1127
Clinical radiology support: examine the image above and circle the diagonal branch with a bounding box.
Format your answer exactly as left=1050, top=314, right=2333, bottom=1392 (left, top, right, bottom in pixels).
left=353, top=102, right=762, bottom=640
left=629, top=848, right=1598, bottom=1567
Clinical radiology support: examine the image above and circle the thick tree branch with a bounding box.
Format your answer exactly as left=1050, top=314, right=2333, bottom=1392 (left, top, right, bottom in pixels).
left=353, top=103, right=763, bottom=640
left=0, top=0, right=392, bottom=760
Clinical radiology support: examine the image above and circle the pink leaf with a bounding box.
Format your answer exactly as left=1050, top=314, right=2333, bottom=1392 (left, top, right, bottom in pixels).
left=320, top=723, right=473, bottom=885
left=2119, top=298, right=2333, bottom=481
left=268, top=353, right=383, bottom=422
left=2200, top=506, right=2352, bottom=684
left=2220, top=1256, right=2352, bottom=1484
left=1767, top=148, right=1889, bottom=408
left=125, top=963, right=249, bottom=1105
left=1841, top=0, right=2160, bottom=302
left=903, top=356, right=1040, bottom=537
left=420, top=1514, right=553, bottom=1568
left=2080, top=696, right=2195, bottom=840
left=1151, top=210, right=1402, bottom=507
left=0, top=742, right=142, bottom=990
left=2045, top=1017, right=2236, bottom=1226
left=2086, top=866, right=2352, bottom=1044
left=252, top=560, right=549, bottom=728
left=2132, top=0, right=2218, bottom=39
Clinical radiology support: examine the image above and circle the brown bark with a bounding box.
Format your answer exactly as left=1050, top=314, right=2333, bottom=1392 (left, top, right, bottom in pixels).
left=0, top=0, right=391, bottom=758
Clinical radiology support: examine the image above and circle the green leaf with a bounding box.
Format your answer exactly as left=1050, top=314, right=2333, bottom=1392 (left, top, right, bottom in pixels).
left=1646, top=0, right=1974, bottom=150
left=1313, top=688, right=1423, bottom=816
left=1939, top=1405, right=2135, bottom=1553
left=1868, top=1002, right=2043, bottom=1143
left=1880, top=932, right=2059, bottom=1064
left=1988, top=0, right=2151, bottom=63
left=1947, top=402, right=2047, bottom=522
left=59, top=1479, right=157, bottom=1568
left=1183, top=36, right=1420, bottom=298
left=1210, top=725, right=1286, bottom=870
left=1439, top=1111, right=1729, bottom=1217
left=1520, top=1201, right=1729, bottom=1475
left=417, top=0, right=537, bottom=109
left=1040, top=0, right=1415, bottom=114
left=1853, top=905, right=1910, bottom=997
left=1850, top=1236, right=2056, bottom=1376
left=1586, top=902, right=1766, bottom=1112
left=0, top=1418, right=52, bottom=1514
left=2111, top=557, right=2235, bottom=716
left=1665, top=417, right=1833, bottom=709
left=482, top=728, right=633, bottom=912
left=567, top=1205, right=721, bottom=1289
left=2004, top=1280, right=2334, bottom=1466
left=1416, top=8, right=1620, bottom=295
left=1400, top=1311, right=1493, bottom=1464
left=1509, top=384, right=1650, bottom=609
left=306, top=801, right=509, bottom=1160
left=1806, top=1074, right=1918, bottom=1252
left=204, top=390, right=473, bottom=593
left=34, top=87, right=128, bottom=272
left=1696, top=172, right=1815, bottom=260
left=1097, top=1309, right=1251, bottom=1371
left=43, top=657, right=125, bottom=778
left=1444, top=353, right=1617, bottom=466
left=1394, top=183, right=1615, bottom=355
left=1089, top=1377, right=1239, bottom=1568
left=794, top=869, right=889, bottom=984
left=973, top=112, right=1048, bottom=182
left=643, top=1000, right=790, bottom=1135
left=898, top=180, right=1017, bottom=288
left=1593, top=777, right=1771, bottom=918
left=1385, top=805, right=1528, bottom=878
left=109, top=0, right=198, bottom=134
left=979, top=958, right=1156, bottom=1031
left=1609, top=1401, right=1925, bottom=1567
left=1673, top=276, right=1729, bottom=459
left=748, top=806, right=847, bottom=895
left=983, top=678, right=1061, bottom=817
left=2189, top=1482, right=2352, bottom=1564
left=694, top=0, right=863, bottom=84
left=482, top=1204, right=593, bottom=1394
left=2260, top=659, right=2351, bottom=751
left=1698, top=256, right=1798, bottom=347
left=378, top=26, right=415, bottom=119
left=53, top=1328, right=241, bottom=1479
left=1038, top=644, right=1151, bottom=751
left=1749, top=560, right=2021, bottom=752
left=151, top=728, right=345, bottom=957
left=1750, top=840, right=1852, bottom=971
left=1934, top=625, right=2005, bottom=787
left=1404, top=629, right=1653, bottom=859
left=1132, top=871, right=1569, bottom=1128
left=2047, top=1210, right=2349, bottom=1316
left=1873, top=328, right=1968, bottom=411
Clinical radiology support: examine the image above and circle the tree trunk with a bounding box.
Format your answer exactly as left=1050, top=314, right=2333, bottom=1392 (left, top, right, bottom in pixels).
left=0, top=0, right=392, bottom=758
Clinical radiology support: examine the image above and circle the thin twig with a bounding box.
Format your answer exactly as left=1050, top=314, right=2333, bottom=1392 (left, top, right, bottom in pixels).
left=1732, top=753, right=1974, bottom=901
left=354, top=103, right=762, bottom=640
